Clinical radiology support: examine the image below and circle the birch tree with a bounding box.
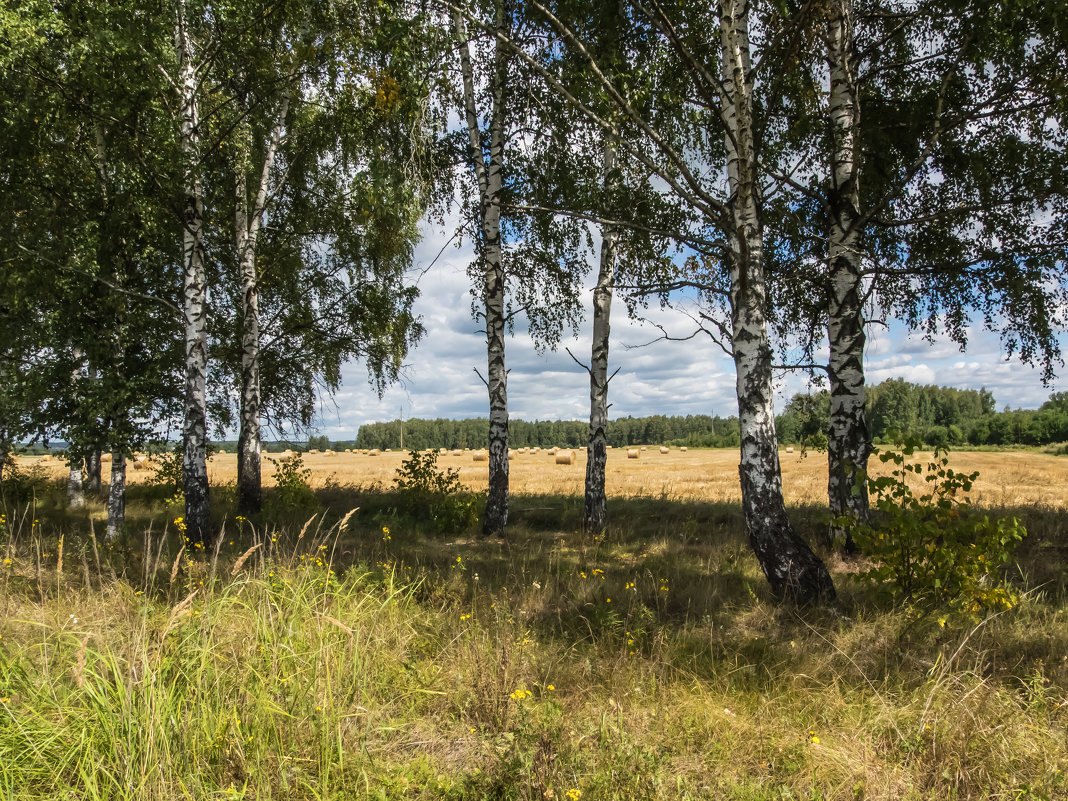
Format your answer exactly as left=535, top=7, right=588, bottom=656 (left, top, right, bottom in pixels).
left=766, top=0, right=1068, bottom=548
left=209, top=0, right=441, bottom=514
left=453, top=1, right=587, bottom=537
left=468, top=0, right=836, bottom=599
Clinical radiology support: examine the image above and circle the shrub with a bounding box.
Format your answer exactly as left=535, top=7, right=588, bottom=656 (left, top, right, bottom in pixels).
left=393, top=449, right=480, bottom=534
left=849, top=443, right=1026, bottom=617
left=264, top=453, right=317, bottom=516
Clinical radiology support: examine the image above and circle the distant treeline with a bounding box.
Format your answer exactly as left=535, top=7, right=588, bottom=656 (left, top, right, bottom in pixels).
left=355, top=414, right=743, bottom=450
left=355, top=380, right=1068, bottom=452
left=19, top=380, right=1064, bottom=457
left=776, top=379, right=1068, bottom=448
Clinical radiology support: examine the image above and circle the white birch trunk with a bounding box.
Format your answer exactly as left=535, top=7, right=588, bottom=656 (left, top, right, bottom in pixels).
left=584, top=136, right=619, bottom=532
left=67, top=463, right=85, bottom=509
left=106, top=452, right=125, bottom=539
left=176, top=0, right=210, bottom=546
left=235, top=93, right=290, bottom=516
left=456, top=8, right=509, bottom=536
left=720, top=0, right=834, bottom=602
left=825, top=0, right=870, bottom=549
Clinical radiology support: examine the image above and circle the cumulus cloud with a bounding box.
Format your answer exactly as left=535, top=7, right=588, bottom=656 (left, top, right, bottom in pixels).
left=313, top=222, right=1066, bottom=438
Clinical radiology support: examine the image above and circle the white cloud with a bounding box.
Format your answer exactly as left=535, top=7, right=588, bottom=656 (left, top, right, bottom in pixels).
left=313, top=222, right=1066, bottom=438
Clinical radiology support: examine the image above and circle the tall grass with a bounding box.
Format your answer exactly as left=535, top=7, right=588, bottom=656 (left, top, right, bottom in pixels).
left=0, top=482, right=1065, bottom=800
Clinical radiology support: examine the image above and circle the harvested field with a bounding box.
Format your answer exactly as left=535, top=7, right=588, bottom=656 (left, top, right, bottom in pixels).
left=14, top=447, right=1068, bottom=508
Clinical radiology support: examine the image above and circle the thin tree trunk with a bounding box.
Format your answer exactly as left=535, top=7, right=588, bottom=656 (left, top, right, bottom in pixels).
left=67, top=462, right=85, bottom=509
left=585, top=136, right=619, bottom=533
left=456, top=8, right=509, bottom=536
left=177, top=1, right=210, bottom=546
left=234, top=93, right=289, bottom=516
left=106, top=451, right=125, bottom=539
left=825, top=0, right=869, bottom=550
left=86, top=450, right=101, bottom=493
left=720, top=0, right=835, bottom=603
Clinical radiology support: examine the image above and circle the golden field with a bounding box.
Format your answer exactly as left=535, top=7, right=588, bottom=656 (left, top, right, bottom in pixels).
left=17, top=446, right=1068, bottom=508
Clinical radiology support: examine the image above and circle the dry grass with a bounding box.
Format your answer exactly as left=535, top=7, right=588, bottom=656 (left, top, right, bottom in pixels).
left=18, top=448, right=1068, bottom=509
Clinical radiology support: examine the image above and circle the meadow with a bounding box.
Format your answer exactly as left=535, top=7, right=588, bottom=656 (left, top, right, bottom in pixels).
left=1, top=447, right=1066, bottom=800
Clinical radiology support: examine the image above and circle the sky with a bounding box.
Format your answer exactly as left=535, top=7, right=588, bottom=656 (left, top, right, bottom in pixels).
left=310, top=221, right=1066, bottom=440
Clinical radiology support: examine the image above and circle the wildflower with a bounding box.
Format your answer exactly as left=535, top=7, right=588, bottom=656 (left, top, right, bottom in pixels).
left=625, top=581, right=635, bottom=591
left=2, top=559, right=10, bottom=566
left=605, top=598, right=611, bottom=603
left=809, top=731, right=820, bottom=744
left=460, top=614, right=471, bottom=621
left=509, top=688, right=530, bottom=702
left=566, top=790, right=582, bottom=800
left=0, top=697, right=9, bottom=703
left=546, top=684, right=555, bottom=691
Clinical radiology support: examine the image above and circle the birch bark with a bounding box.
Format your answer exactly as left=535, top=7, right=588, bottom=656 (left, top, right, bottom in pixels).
left=456, top=8, right=509, bottom=536
left=67, top=463, right=85, bottom=509
left=177, top=0, right=210, bottom=546
left=584, top=136, right=619, bottom=533
left=106, top=451, right=125, bottom=539
left=825, top=0, right=869, bottom=549
left=235, top=92, right=290, bottom=516
left=720, top=0, right=835, bottom=602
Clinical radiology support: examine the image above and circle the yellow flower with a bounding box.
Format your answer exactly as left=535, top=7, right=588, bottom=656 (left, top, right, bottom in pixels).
left=509, top=688, right=530, bottom=702
left=546, top=684, right=555, bottom=691
left=809, top=731, right=820, bottom=744
left=565, top=790, right=582, bottom=801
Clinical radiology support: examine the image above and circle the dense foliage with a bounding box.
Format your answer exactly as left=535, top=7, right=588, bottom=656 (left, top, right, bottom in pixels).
left=776, top=381, right=1068, bottom=449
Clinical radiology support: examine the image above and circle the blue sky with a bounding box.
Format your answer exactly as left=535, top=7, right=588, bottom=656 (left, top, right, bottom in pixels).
left=310, top=221, right=1066, bottom=439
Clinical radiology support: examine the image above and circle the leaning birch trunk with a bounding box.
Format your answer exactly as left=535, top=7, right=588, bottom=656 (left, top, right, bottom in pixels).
left=67, top=462, right=85, bottom=509
left=825, top=0, right=869, bottom=550
left=235, top=93, right=290, bottom=516
left=719, top=0, right=834, bottom=602
left=456, top=9, right=509, bottom=536
left=584, top=136, right=619, bottom=533
left=177, top=1, right=210, bottom=546
left=106, top=452, right=126, bottom=539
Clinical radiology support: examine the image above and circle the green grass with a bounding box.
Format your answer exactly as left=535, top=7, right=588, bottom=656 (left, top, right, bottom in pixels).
left=0, top=480, right=1066, bottom=800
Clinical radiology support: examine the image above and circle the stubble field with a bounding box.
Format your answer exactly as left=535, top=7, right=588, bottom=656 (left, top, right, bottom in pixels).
left=23, top=446, right=1068, bottom=509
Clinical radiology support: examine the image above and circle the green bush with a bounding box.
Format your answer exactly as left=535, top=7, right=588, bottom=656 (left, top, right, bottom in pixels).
left=264, top=453, right=318, bottom=517
left=850, top=443, right=1026, bottom=617
left=393, top=449, right=480, bottom=534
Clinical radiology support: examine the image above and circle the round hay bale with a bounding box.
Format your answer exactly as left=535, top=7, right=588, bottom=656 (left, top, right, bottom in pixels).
left=680, top=446, right=688, bottom=452
left=532, top=447, right=541, bottom=453
left=384, top=448, right=392, bottom=452
left=640, top=446, right=648, bottom=451
left=345, top=448, right=352, bottom=453
left=324, top=450, right=335, bottom=457
left=659, top=446, right=669, bottom=454
left=132, top=460, right=147, bottom=471
left=100, top=453, right=112, bottom=462
left=627, top=449, right=639, bottom=459
left=439, top=448, right=448, bottom=454
left=309, top=448, right=320, bottom=454
left=555, top=450, right=574, bottom=465
left=548, top=447, right=558, bottom=456
left=451, top=449, right=462, bottom=457
left=508, top=449, right=516, bottom=460
left=786, top=446, right=794, bottom=453
left=368, top=449, right=380, bottom=456
left=472, top=450, right=489, bottom=462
